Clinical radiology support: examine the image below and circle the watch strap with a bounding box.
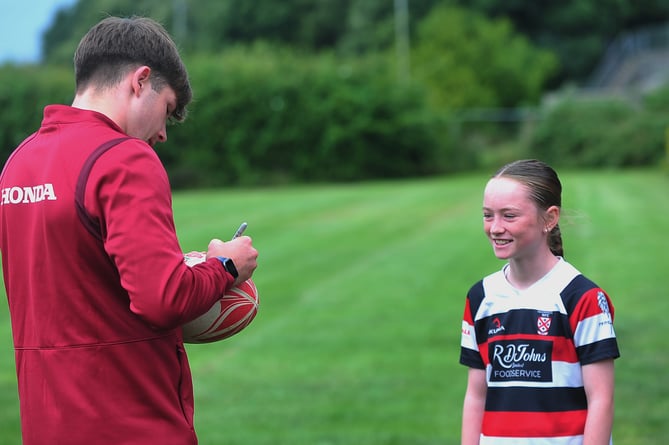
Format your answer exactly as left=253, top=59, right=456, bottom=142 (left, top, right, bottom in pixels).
left=215, top=256, right=238, bottom=279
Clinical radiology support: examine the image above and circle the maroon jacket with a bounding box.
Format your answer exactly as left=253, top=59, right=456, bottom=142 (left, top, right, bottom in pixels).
left=0, top=105, right=233, bottom=444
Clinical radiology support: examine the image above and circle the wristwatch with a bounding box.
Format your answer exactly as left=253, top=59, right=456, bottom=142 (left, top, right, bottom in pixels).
left=215, top=256, right=238, bottom=279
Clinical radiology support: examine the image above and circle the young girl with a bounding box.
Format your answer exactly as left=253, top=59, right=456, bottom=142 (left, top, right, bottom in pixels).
left=460, top=159, right=620, bottom=445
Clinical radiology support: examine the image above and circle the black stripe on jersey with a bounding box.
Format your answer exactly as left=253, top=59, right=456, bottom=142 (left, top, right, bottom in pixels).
left=485, top=386, right=587, bottom=412
left=577, top=338, right=621, bottom=365
left=476, top=309, right=571, bottom=344
left=460, top=347, right=485, bottom=369
left=560, top=274, right=598, bottom=315
left=466, top=280, right=485, bottom=319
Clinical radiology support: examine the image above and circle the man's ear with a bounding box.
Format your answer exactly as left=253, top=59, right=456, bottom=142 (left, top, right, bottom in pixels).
left=130, top=66, right=152, bottom=97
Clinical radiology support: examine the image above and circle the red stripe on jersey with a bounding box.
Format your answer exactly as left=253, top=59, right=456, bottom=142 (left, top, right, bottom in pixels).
left=463, top=301, right=474, bottom=327
left=551, top=335, right=579, bottom=363
left=570, top=288, right=615, bottom=332
left=482, top=409, right=586, bottom=437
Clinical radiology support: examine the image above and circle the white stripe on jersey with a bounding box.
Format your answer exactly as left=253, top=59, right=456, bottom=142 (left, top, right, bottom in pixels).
left=574, top=312, right=616, bottom=347
left=480, top=434, right=585, bottom=445
left=477, top=260, right=581, bottom=321
left=461, top=320, right=478, bottom=351
left=480, top=434, right=612, bottom=445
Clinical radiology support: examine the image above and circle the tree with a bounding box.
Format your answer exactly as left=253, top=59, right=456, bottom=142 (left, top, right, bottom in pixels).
left=41, top=0, right=442, bottom=64
left=42, top=0, right=173, bottom=65
left=411, top=5, right=557, bottom=110
left=445, top=0, right=669, bottom=84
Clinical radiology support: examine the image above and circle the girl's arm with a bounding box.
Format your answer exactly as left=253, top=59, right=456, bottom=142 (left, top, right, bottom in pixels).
left=462, top=367, right=487, bottom=445
left=582, top=359, right=615, bottom=445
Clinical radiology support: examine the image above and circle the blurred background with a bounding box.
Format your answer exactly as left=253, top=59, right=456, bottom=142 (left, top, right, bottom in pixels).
left=2, top=0, right=669, bottom=188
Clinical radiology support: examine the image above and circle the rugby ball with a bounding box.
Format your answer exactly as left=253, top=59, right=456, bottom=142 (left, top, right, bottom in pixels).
left=182, top=251, right=259, bottom=343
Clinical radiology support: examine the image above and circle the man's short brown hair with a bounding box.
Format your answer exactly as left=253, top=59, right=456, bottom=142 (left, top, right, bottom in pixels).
left=74, top=16, right=192, bottom=121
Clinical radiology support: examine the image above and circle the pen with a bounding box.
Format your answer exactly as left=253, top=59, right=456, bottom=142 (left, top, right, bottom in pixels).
left=232, top=222, right=248, bottom=240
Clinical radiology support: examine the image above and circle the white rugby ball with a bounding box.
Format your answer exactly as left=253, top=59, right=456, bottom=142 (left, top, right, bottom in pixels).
left=182, top=251, right=259, bottom=343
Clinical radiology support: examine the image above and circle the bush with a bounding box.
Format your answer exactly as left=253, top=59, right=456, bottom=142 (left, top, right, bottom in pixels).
left=164, top=45, right=451, bottom=187
left=412, top=5, right=558, bottom=111
left=0, top=51, right=452, bottom=188
left=527, top=95, right=665, bottom=168
left=0, top=65, right=74, bottom=161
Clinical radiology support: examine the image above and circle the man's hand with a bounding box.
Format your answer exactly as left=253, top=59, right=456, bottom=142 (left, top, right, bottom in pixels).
left=206, top=236, right=258, bottom=285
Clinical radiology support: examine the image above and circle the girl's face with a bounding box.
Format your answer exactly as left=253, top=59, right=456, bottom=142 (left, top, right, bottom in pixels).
left=482, top=177, right=551, bottom=261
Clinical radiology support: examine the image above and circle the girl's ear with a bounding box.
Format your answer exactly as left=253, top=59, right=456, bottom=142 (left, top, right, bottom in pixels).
left=545, top=205, right=560, bottom=229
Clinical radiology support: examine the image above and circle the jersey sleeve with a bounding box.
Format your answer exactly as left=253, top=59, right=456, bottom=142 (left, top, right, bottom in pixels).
left=86, top=140, right=232, bottom=329
left=460, top=282, right=486, bottom=369
left=570, top=287, right=620, bottom=365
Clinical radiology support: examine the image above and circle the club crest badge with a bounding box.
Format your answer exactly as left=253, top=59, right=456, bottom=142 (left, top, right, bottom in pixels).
left=537, top=313, right=552, bottom=336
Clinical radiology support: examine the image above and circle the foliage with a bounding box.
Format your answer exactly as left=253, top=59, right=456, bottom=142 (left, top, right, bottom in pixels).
left=5, top=0, right=668, bottom=183
left=0, top=66, right=73, bottom=160
left=0, top=47, right=456, bottom=188
left=41, top=0, right=442, bottom=65
left=641, top=83, right=669, bottom=112
left=43, top=0, right=175, bottom=65
left=411, top=5, right=558, bottom=111
left=160, top=45, right=450, bottom=187
left=527, top=93, right=666, bottom=168
left=445, top=0, right=669, bottom=84
left=42, top=0, right=669, bottom=87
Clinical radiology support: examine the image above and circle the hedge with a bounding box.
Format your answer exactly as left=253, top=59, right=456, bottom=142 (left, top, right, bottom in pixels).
left=163, top=45, right=451, bottom=187
left=527, top=93, right=667, bottom=168
left=1, top=47, right=453, bottom=188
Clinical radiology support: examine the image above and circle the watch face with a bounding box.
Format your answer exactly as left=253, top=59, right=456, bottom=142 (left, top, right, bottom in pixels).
left=225, top=258, right=239, bottom=278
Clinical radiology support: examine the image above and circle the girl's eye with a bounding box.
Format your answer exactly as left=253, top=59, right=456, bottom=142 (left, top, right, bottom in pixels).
left=504, top=214, right=516, bottom=219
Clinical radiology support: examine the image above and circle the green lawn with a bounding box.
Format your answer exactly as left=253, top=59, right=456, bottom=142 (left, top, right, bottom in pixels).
left=0, top=169, right=667, bottom=444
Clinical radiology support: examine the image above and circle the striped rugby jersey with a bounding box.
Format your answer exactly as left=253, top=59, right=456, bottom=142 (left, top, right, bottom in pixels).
left=460, top=258, right=620, bottom=444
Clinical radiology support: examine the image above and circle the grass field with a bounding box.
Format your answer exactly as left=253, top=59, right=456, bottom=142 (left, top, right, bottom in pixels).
left=0, top=169, right=667, bottom=444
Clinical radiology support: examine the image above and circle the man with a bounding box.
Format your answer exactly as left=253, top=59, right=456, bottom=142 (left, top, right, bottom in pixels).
left=0, top=16, right=258, bottom=445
